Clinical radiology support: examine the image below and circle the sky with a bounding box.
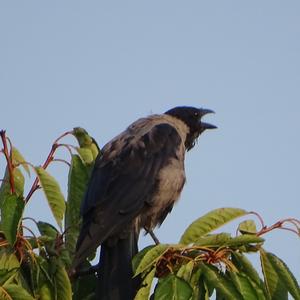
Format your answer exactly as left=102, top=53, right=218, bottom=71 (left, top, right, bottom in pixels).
left=1, top=1, right=299, bottom=281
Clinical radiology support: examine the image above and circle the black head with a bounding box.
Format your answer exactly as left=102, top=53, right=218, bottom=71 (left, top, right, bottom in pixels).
left=165, top=106, right=216, bottom=151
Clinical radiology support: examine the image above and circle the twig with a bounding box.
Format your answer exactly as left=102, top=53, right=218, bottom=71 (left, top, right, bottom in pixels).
left=52, top=158, right=71, bottom=167
left=256, top=218, right=300, bottom=237
left=56, top=143, right=76, bottom=158
left=21, top=225, right=38, bottom=239
left=22, top=217, right=39, bottom=230
left=24, top=132, right=73, bottom=203
left=277, top=227, right=300, bottom=235
left=53, top=131, right=73, bottom=144
left=249, top=211, right=265, bottom=229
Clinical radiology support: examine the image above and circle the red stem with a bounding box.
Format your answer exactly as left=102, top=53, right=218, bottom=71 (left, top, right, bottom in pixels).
left=256, top=217, right=300, bottom=237
left=0, top=130, right=15, bottom=194
left=24, top=143, right=58, bottom=203
left=53, top=131, right=73, bottom=144
left=52, top=158, right=71, bottom=167
left=24, top=131, right=73, bottom=203
left=256, top=221, right=283, bottom=236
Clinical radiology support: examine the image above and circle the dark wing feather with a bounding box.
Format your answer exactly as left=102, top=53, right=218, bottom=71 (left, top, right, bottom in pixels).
left=74, top=123, right=182, bottom=267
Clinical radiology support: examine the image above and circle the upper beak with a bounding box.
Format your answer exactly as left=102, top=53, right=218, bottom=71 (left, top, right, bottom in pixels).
left=199, top=108, right=217, bottom=129
left=199, top=108, right=215, bottom=117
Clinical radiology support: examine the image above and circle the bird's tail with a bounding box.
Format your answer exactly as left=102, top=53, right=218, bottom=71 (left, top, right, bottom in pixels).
left=96, top=231, right=140, bottom=300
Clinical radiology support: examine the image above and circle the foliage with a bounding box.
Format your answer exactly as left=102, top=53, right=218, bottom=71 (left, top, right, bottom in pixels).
left=0, top=129, right=299, bottom=299
left=133, top=209, right=300, bottom=300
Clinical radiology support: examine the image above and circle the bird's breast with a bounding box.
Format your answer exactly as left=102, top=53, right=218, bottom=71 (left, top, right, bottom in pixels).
left=139, top=155, right=186, bottom=230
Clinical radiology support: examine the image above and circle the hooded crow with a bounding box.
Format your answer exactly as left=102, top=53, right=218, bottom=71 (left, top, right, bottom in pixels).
left=73, top=106, right=216, bottom=299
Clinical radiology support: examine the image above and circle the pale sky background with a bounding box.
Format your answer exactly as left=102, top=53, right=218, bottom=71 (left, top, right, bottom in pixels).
left=1, top=1, right=299, bottom=282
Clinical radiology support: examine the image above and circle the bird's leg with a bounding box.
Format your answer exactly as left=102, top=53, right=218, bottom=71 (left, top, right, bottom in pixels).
left=146, top=228, right=160, bottom=245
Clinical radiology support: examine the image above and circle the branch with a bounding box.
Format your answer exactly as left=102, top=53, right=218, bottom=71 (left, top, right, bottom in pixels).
left=257, top=218, right=300, bottom=237
left=24, top=143, right=58, bottom=203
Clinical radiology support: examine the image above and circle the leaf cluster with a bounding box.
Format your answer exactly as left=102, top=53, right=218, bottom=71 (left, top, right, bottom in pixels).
left=0, top=129, right=99, bottom=299
left=133, top=208, right=300, bottom=299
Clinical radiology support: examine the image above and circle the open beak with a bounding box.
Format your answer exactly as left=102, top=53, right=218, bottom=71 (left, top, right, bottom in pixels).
left=199, top=108, right=217, bottom=129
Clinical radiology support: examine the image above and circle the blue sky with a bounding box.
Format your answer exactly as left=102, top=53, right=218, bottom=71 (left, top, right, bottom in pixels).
left=1, top=1, right=299, bottom=280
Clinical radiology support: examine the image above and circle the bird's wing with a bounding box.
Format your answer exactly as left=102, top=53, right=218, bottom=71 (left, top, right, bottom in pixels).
left=74, top=122, right=183, bottom=266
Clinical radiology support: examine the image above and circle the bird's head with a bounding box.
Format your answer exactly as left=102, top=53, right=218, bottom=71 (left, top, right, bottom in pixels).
left=165, top=106, right=216, bottom=151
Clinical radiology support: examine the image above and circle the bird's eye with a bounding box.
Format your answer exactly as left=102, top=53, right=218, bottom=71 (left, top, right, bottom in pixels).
left=194, top=112, right=199, bottom=117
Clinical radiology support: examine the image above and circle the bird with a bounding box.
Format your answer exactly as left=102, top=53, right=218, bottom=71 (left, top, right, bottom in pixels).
left=72, top=106, right=216, bottom=299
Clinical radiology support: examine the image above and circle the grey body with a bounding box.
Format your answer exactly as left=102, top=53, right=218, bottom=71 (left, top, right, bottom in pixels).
left=104, top=115, right=188, bottom=231
left=75, top=114, right=189, bottom=265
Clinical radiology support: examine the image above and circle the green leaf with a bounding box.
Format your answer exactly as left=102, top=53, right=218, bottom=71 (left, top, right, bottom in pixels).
left=38, top=282, right=54, bottom=300
left=177, top=261, right=194, bottom=282
left=154, top=274, right=193, bottom=300
left=11, top=146, right=30, bottom=176
left=0, top=167, right=25, bottom=206
left=195, top=233, right=231, bottom=247
left=49, top=256, right=59, bottom=278
left=72, top=127, right=94, bottom=148
left=201, top=263, right=242, bottom=300
left=65, top=155, right=90, bottom=256
left=132, top=245, right=156, bottom=274
left=228, top=271, right=260, bottom=300
left=180, top=208, right=247, bottom=245
left=72, top=260, right=97, bottom=300
left=0, top=168, right=10, bottom=205
left=1, top=283, right=35, bottom=300
left=238, top=220, right=257, bottom=234
left=76, top=148, right=94, bottom=164
left=0, top=168, right=24, bottom=238
left=1, top=194, right=25, bottom=245
left=17, top=251, right=45, bottom=297
left=72, top=127, right=99, bottom=160
left=260, top=249, right=288, bottom=300
left=59, top=247, right=72, bottom=267
left=189, top=268, right=206, bottom=300
left=36, top=255, right=54, bottom=285
left=37, top=221, right=59, bottom=256
left=12, top=168, right=25, bottom=196
left=231, top=252, right=262, bottom=286
left=54, top=266, right=72, bottom=300
left=134, top=244, right=169, bottom=276
left=224, top=234, right=264, bottom=248
left=0, top=268, right=18, bottom=285
left=247, top=278, right=268, bottom=300
left=204, top=278, right=215, bottom=298
left=0, top=251, right=20, bottom=270
left=232, top=253, right=267, bottom=299
left=37, top=221, right=59, bottom=238
left=35, top=167, right=66, bottom=230
left=200, top=281, right=210, bottom=300
left=134, top=268, right=156, bottom=300
left=266, top=252, right=300, bottom=300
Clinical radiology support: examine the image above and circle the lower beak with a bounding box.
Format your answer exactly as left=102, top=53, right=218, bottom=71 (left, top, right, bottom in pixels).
left=201, top=122, right=217, bottom=130
left=199, top=108, right=216, bottom=129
